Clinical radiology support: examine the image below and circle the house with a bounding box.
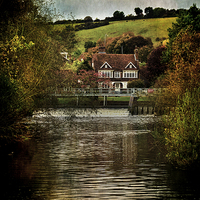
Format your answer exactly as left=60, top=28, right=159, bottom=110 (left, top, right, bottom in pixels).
left=92, top=47, right=140, bottom=89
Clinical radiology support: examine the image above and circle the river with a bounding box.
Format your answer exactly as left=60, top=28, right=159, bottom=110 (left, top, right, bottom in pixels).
left=1, top=108, right=200, bottom=199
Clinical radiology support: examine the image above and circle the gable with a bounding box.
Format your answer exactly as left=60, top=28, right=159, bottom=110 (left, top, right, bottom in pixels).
left=100, top=62, right=112, bottom=69
left=125, top=62, right=137, bottom=69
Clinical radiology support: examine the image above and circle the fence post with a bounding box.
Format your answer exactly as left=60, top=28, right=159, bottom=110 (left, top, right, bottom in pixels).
left=77, top=96, right=79, bottom=106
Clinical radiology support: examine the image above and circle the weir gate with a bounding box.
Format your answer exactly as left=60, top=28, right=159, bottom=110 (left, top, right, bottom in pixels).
left=52, top=88, right=162, bottom=114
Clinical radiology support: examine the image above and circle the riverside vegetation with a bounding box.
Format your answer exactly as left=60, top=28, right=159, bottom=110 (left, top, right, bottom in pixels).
left=0, top=0, right=75, bottom=140
left=0, top=1, right=200, bottom=169
left=154, top=4, right=200, bottom=169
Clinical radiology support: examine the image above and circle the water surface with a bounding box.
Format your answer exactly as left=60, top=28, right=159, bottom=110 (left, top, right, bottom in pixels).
left=1, top=108, right=200, bottom=199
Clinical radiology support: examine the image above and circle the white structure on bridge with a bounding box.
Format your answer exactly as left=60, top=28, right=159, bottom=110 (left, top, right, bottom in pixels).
left=53, top=88, right=161, bottom=97
left=52, top=88, right=162, bottom=107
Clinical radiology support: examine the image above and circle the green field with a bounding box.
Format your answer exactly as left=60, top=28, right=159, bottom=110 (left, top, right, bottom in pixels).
left=74, top=18, right=176, bottom=52
left=98, top=96, right=130, bottom=102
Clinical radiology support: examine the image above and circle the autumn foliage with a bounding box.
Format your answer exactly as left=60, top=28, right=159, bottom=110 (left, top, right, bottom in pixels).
left=157, top=28, right=200, bottom=168
left=157, top=29, right=200, bottom=106
left=146, top=46, right=167, bottom=83
left=0, top=1, right=65, bottom=134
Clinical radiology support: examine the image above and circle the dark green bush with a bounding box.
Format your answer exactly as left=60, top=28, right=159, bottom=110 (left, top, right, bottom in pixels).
left=164, top=88, right=200, bottom=168
left=127, top=79, right=145, bottom=88
left=0, top=75, right=19, bottom=127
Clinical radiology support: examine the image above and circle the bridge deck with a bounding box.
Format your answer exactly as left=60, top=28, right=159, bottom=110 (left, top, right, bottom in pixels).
left=52, top=88, right=162, bottom=98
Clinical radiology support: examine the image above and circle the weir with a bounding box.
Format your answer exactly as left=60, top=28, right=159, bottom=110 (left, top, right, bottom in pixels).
left=51, top=88, right=162, bottom=113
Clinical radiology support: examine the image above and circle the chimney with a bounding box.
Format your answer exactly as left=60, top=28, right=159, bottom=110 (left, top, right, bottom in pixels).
left=98, top=46, right=106, bottom=54
left=134, top=46, right=139, bottom=67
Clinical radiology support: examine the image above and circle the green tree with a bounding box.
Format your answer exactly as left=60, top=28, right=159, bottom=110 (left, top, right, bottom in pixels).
left=84, top=41, right=96, bottom=52
left=77, top=60, right=93, bottom=73
left=106, top=32, right=153, bottom=54
left=144, top=7, right=154, bottom=18
left=0, top=0, right=66, bottom=135
left=162, top=4, right=200, bottom=65
left=51, top=25, right=77, bottom=52
left=164, top=89, right=200, bottom=168
left=84, top=16, right=93, bottom=22
left=155, top=30, right=200, bottom=169
left=127, top=79, right=145, bottom=88
left=138, top=45, right=153, bottom=63
left=113, top=10, right=125, bottom=20
left=135, top=7, right=143, bottom=16
left=153, top=7, right=167, bottom=18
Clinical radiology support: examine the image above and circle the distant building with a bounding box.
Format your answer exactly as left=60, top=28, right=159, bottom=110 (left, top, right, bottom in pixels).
left=92, top=47, right=140, bottom=89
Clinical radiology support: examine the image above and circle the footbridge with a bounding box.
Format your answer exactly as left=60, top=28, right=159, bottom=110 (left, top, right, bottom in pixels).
left=53, top=88, right=162, bottom=98
left=52, top=88, right=162, bottom=107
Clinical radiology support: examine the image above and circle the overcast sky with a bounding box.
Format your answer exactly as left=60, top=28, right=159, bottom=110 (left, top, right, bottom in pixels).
left=53, top=0, right=200, bottom=20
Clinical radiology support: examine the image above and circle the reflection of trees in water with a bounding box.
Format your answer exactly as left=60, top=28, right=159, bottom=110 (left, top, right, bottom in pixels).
left=4, top=111, right=197, bottom=199
left=122, top=134, right=137, bottom=166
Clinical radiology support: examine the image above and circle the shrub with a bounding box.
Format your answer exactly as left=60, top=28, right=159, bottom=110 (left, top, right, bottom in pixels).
left=84, top=41, right=96, bottom=52
left=127, top=79, right=145, bottom=88
left=164, top=88, right=200, bottom=168
left=0, top=75, right=18, bottom=127
left=138, top=45, right=153, bottom=63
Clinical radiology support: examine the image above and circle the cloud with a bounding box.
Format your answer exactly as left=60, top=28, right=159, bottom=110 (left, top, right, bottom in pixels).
left=53, top=0, right=200, bottom=20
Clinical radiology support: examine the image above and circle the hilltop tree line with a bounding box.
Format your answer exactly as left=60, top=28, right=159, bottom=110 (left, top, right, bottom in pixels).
left=54, top=6, right=188, bottom=32
left=54, top=6, right=187, bottom=26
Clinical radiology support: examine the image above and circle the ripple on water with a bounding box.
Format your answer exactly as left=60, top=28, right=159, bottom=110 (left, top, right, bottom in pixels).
left=3, top=108, right=200, bottom=199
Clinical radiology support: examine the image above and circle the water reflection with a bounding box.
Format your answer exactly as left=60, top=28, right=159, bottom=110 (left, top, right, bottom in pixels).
left=1, top=109, right=200, bottom=199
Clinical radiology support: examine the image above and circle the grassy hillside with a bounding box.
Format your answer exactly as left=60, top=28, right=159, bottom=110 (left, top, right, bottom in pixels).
left=75, top=17, right=176, bottom=52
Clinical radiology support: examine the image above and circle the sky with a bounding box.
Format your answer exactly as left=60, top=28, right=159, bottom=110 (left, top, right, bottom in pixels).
left=52, top=0, right=200, bottom=20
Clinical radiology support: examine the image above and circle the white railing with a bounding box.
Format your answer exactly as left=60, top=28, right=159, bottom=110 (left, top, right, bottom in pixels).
left=52, top=88, right=163, bottom=97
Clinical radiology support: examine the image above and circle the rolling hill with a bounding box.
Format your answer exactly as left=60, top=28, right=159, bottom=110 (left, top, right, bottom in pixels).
left=75, top=17, right=176, bottom=52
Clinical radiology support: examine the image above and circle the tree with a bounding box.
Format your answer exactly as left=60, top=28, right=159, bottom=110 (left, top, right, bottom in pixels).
left=158, top=29, right=200, bottom=106
left=77, top=60, right=93, bottom=73
left=152, top=5, right=200, bottom=170
left=0, top=0, right=34, bottom=24
left=135, top=7, right=143, bottom=16
left=127, top=79, right=145, bottom=88
left=153, top=7, right=167, bottom=18
left=51, top=25, right=77, bottom=52
left=144, top=7, right=154, bottom=18
left=0, top=0, right=67, bottom=135
left=162, top=4, right=200, bottom=65
left=113, top=10, right=125, bottom=20
left=164, top=89, right=200, bottom=168
left=146, top=46, right=167, bottom=83
left=106, top=32, right=153, bottom=54
left=138, top=46, right=153, bottom=63
left=84, top=41, right=96, bottom=52
left=94, top=18, right=100, bottom=22
left=84, top=16, right=93, bottom=22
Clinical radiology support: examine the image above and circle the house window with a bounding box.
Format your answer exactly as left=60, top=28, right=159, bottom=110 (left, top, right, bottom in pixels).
left=99, top=82, right=110, bottom=88
left=114, top=71, right=120, bottom=78
left=99, top=71, right=113, bottom=78
left=123, top=71, right=138, bottom=78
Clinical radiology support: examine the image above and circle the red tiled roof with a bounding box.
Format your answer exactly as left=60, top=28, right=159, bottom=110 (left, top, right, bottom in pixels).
left=92, top=54, right=139, bottom=72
